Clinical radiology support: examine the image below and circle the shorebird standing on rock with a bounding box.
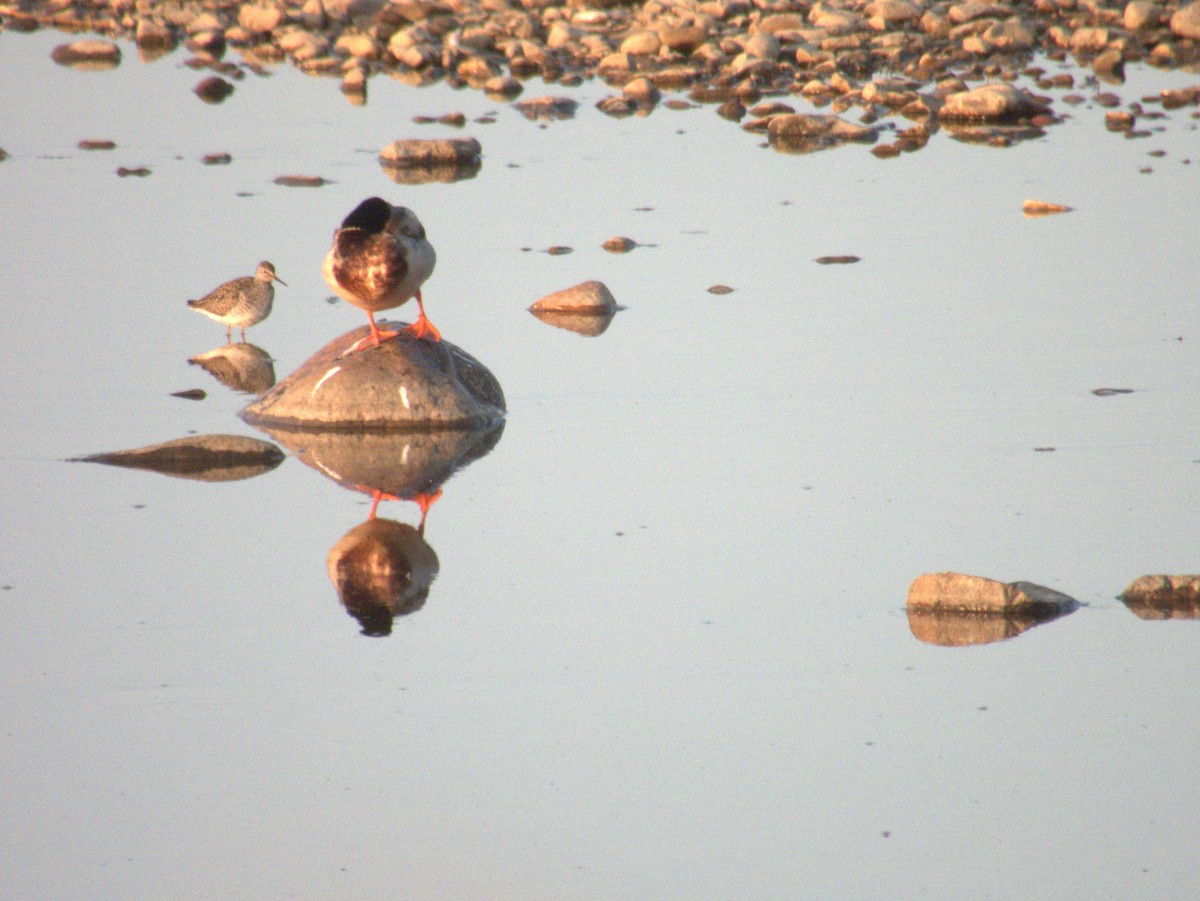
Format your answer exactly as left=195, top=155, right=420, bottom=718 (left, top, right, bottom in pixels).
left=187, top=261, right=285, bottom=343
left=322, top=196, right=439, bottom=351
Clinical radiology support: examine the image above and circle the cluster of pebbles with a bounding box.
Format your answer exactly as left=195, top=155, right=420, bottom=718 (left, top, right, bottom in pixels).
left=8, top=0, right=1200, bottom=152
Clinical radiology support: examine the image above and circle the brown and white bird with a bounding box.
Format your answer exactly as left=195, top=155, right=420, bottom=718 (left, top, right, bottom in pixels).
left=187, top=261, right=285, bottom=342
left=322, top=197, right=439, bottom=351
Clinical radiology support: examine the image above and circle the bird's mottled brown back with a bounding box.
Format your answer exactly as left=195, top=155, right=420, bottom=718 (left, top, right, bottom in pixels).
left=330, top=229, right=410, bottom=306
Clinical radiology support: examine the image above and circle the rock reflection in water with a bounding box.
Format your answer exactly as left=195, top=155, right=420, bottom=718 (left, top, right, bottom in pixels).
left=528, top=308, right=617, bottom=336
left=251, top=422, right=503, bottom=507
left=906, top=605, right=1075, bottom=647
left=71, top=434, right=284, bottom=482
left=189, top=342, right=277, bottom=395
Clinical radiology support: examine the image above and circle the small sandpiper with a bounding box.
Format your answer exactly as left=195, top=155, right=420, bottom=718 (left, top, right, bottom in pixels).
left=188, top=261, right=286, bottom=343
left=322, top=197, right=438, bottom=351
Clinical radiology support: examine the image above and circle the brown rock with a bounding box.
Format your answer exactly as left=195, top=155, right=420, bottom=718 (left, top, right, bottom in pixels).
left=938, top=83, right=1051, bottom=121
left=1120, top=575, right=1200, bottom=619
left=906, top=572, right=1078, bottom=614
left=529, top=280, right=618, bottom=314
left=1170, top=1, right=1200, bottom=39
left=241, top=328, right=505, bottom=430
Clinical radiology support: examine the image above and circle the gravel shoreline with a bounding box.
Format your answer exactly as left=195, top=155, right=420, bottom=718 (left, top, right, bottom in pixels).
left=6, top=0, right=1200, bottom=151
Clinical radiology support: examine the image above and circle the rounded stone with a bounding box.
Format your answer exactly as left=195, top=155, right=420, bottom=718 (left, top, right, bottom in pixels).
left=529, top=280, right=618, bottom=313
left=1170, top=1, right=1200, bottom=38
left=241, top=328, right=505, bottom=430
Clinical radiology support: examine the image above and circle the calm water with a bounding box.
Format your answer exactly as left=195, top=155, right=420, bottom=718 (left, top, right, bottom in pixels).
left=2, top=27, right=1199, bottom=899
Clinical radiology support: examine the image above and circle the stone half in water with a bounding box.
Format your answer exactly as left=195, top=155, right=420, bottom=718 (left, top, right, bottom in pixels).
left=70, top=434, right=284, bottom=482
left=240, top=325, right=505, bottom=431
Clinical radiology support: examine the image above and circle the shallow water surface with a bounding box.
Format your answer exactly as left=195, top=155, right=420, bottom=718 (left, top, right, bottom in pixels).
left=2, top=28, right=1199, bottom=899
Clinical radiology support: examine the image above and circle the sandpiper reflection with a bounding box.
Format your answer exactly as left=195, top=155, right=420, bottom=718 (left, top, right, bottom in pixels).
left=189, top=342, right=276, bottom=395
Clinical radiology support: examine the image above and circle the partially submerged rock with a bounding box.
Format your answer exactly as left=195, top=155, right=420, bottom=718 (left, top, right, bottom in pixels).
left=71, top=434, right=284, bottom=482
left=529, top=280, right=619, bottom=314
left=906, top=571, right=1079, bottom=614
left=51, top=40, right=121, bottom=68
left=1022, top=199, right=1073, bottom=216
left=379, top=138, right=481, bottom=183
left=938, top=84, right=1051, bottom=122
left=241, top=327, right=505, bottom=430
left=767, top=114, right=879, bottom=153
left=1120, top=574, right=1200, bottom=619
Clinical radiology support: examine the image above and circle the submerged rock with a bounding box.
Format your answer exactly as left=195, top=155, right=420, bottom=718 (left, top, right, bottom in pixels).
left=938, top=83, right=1051, bottom=121
left=241, top=327, right=505, bottom=430
left=906, top=571, right=1079, bottom=614
left=767, top=114, right=879, bottom=152
left=51, top=40, right=122, bottom=68
left=379, top=138, right=482, bottom=183
left=1120, top=574, right=1200, bottom=619
left=72, top=434, right=284, bottom=482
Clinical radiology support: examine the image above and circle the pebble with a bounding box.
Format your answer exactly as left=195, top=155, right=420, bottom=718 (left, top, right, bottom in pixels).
left=1021, top=199, right=1072, bottom=215
left=273, top=175, right=329, bottom=186
left=23, top=0, right=1200, bottom=155
left=815, top=255, right=861, bottom=264
left=707, top=285, right=735, bottom=294
left=602, top=237, right=637, bottom=253
left=78, top=140, right=116, bottom=150
left=193, top=75, right=234, bottom=103
left=51, top=40, right=121, bottom=68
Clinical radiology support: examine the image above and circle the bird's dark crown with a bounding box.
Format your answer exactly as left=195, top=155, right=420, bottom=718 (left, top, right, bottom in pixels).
left=340, top=197, right=392, bottom=234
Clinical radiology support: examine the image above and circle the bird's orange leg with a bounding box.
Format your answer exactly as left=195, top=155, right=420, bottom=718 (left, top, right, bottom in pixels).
left=366, top=488, right=401, bottom=520
left=412, top=489, right=442, bottom=534
left=350, top=311, right=400, bottom=352
left=399, top=290, right=442, bottom=342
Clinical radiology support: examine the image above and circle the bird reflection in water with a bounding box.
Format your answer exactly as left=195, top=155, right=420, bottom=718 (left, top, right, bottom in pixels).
left=327, top=491, right=441, bottom=637
left=188, top=342, right=277, bottom=395
left=248, top=423, right=504, bottom=637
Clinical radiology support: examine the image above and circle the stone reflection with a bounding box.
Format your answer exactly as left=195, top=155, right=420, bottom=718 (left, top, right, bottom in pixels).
left=906, top=606, right=1074, bottom=647
left=189, top=342, right=277, bottom=395
left=71, top=434, right=284, bottom=482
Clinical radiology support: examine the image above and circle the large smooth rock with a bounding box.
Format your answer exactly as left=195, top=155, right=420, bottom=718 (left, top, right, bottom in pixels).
left=906, top=572, right=1078, bottom=614
left=241, top=326, right=505, bottom=430
left=51, top=40, right=122, bottom=68
left=938, top=83, right=1051, bottom=121
left=1120, top=574, right=1200, bottom=619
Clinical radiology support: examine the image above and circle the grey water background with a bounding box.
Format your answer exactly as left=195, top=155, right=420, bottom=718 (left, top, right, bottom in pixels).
left=2, top=26, right=1199, bottom=898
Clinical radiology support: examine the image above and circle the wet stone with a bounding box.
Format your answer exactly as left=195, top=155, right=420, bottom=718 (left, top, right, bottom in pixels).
left=938, top=83, right=1051, bottom=121
left=602, top=236, right=637, bottom=252
left=907, top=572, right=1079, bottom=614
left=194, top=75, right=235, bottom=103
left=241, top=328, right=505, bottom=430
left=51, top=40, right=122, bottom=67
left=529, top=280, right=618, bottom=313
